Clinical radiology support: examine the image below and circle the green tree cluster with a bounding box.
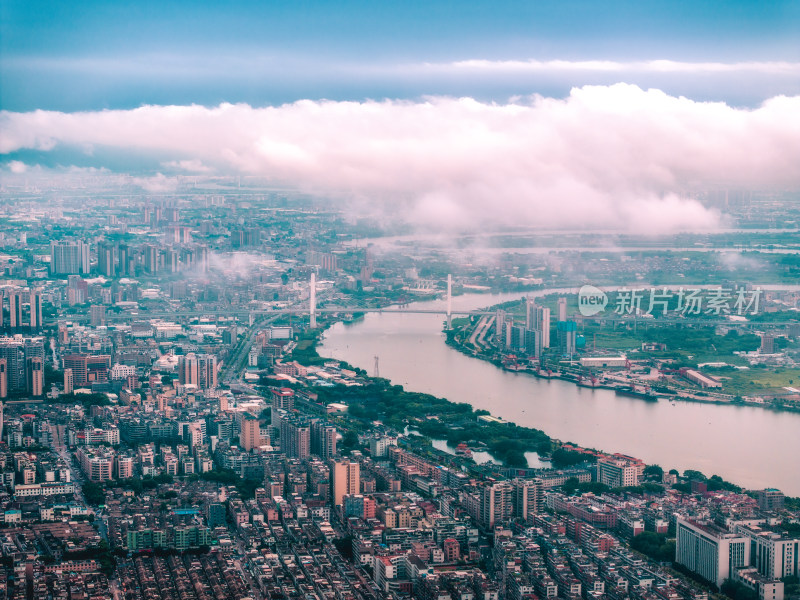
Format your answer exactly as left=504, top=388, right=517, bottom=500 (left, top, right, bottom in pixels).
left=629, top=531, right=675, bottom=563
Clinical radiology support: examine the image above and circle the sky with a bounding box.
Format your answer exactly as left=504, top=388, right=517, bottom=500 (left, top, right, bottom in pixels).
left=2, top=0, right=800, bottom=232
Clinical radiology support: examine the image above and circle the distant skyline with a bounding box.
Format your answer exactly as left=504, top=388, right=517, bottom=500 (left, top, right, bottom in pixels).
left=2, top=1, right=799, bottom=234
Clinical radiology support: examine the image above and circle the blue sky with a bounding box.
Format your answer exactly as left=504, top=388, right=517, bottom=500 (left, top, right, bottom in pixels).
left=2, top=2, right=799, bottom=234
left=2, top=0, right=799, bottom=110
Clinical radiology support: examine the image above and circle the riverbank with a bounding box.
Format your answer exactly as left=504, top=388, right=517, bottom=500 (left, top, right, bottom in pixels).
left=446, top=300, right=800, bottom=415
left=284, top=313, right=796, bottom=498
left=314, top=290, right=800, bottom=494
left=448, top=332, right=800, bottom=414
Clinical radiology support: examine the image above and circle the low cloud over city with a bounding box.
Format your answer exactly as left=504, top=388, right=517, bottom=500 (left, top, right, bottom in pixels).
left=3, top=84, right=799, bottom=233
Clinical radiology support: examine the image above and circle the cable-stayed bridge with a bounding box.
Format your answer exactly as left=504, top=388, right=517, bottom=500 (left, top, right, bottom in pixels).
left=57, top=274, right=797, bottom=329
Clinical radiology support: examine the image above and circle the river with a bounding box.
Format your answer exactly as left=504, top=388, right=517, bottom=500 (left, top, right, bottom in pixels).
left=319, top=291, right=800, bottom=495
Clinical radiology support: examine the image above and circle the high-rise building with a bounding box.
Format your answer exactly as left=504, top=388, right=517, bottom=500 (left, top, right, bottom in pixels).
left=531, top=304, right=551, bottom=348
left=480, top=482, right=513, bottom=528
left=90, top=305, right=106, bottom=327
left=524, top=328, right=541, bottom=358
left=311, top=421, right=337, bottom=460
left=596, top=456, right=644, bottom=488
left=62, top=354, right=111, bottom=386
left=29, top=290, right=43, bottom=330
left=0, top=337, right=25, bottom=392
left=166, top=249, right=179, bottom=273
left=8, top=291, right=22, bottom=329
left=178, top=353, right=199, bottom=386
left=0, top=358, right=7, bottom=399
left=143, top=244, right=159, bottom=274
left=97, top=242, right=115, bottom=276
left=512, top=478, right=544, bottom=522
left=118, top=244, right=130, bottom=276
left=557, top=297, right=568, bottom=322
left=240, top=413, right=263, bottom=451
left=331, top=460, right=360, bottom=507
left=734, top=522, right=799, bottom=580
left=675, top=517, right=750, bottom=588
left=557, top=320, right=577, bottom=357
left=280, top=417, right=310, bottom=459
left=50, top=240, right=90, bottom=275
left=197, top=246, right=209, bottom=273
left=495, top=309, right=506, bottom=340
left=115, top=455, right=134, bottom=479
left=27, top=357, right=43, bottom=397
left=369, top=435, right=397, bottom=458
left=198, top=354, right=218, bottom=389
left=271, top=387, right=295, bottom=428
left=64, top=368, right=74, bottom=395
left=760, top=333, right=775, bottom=354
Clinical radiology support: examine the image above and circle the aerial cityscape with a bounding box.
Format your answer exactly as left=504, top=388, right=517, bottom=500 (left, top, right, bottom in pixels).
left=1, top=2, right=799, bottom=600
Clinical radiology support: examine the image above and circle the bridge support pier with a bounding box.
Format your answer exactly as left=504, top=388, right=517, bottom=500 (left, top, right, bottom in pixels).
left=446, top=274, right=452, bottom=329
left=309, top=273, right=317, bottom=328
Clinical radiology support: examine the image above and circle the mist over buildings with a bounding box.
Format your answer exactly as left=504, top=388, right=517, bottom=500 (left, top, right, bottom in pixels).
left=2, top=84, right=799, bottom=234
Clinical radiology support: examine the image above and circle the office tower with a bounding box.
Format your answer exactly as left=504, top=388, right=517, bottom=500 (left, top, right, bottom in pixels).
left=240, top=413, right=263, bottom=451
left=0, top=358, right=7, bottom=399
left=64, top=368, right=74, bottom=395
left=331, top=460, right=360, bottom=506
left=90, top=305, right=106, bottom=327
left=27, top=357, right=43, bottom=397
left=97, top=242, right=114, bottom=276
left=8, top=292, right=22, bottom=329
left=280, top=417, right=310, bottom=459
left=557, top=297, right=568, bottom=322
left=675, top=517, right=750, bottom=587
left=480, top=481, right=513, bottom=529
left=29, top=290, right=43, bottom=330
left=178, top=353, right=199, bottom=386
left=311, top=421, right=337, bottom=460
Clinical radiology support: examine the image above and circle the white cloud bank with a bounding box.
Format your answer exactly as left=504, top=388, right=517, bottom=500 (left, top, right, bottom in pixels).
left=2, top=84, right=800, bottom=233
